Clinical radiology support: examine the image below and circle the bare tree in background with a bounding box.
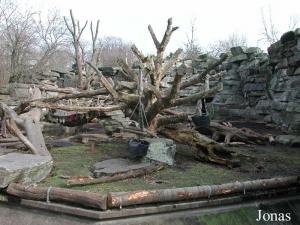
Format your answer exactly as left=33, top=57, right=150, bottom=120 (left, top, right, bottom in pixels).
left=260, top=7, right=300, bottom=46
left=0, top=1, right=71, bottom=85
left=288, top=15, right=300, bottom=30
left=64, top=9, right=87, bottom=89
left=90, top=20, right=100, bottom=65
left=0, top=2, right=37, bottom=82
left=85, top=20, right=100, bottom=89
left=183, top=18, right=202, bottom=59
left=33, top=9, right=68, bottom=73
left=260, top=7, right=279, bottom=45
left=209, top=33, right=248, bottom=56
left=97, top=36, right=136, bottom=67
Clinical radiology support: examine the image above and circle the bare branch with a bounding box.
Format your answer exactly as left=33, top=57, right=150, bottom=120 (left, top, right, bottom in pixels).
left=78, top=20, right=88, bottom=38
left=87, top=62, right=120, bottom=99
left=160, top=18, right=178, bottom=52
left=148, top=25, right=160, bottom=50
left=161, top=48, right=182, bottom=79
left=131, top=44, right=147, bottom=63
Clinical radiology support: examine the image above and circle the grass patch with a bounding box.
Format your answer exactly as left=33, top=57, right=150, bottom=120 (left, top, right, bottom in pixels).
left=40, top=142, right=248, bottom=194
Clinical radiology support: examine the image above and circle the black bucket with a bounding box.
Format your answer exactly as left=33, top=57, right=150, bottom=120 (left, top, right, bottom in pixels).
left=191, top=114, right=210, bottom=127
left=128, top=139, right=149, bottom=158
left=205, top=97, right=214, bottom=103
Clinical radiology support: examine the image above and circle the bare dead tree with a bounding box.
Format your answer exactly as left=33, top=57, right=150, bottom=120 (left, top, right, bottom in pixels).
left=260, top=7, right=279, bottom=45
left=288, top=15, right=300, bottom=30
left=209, top=33, right=248, bottom=56
left=85, top=20, right=100, bottom=89
left=183, top=17, right=202, bottom=59
left=64, top=9, right=88, bottom=89
left=33, top=10, right=68, bottom=73
left=97, top=36, right=136, bottom=67
left=0, top=3, right=37, bottom=82
left=90, top=20, right=100, bottom=65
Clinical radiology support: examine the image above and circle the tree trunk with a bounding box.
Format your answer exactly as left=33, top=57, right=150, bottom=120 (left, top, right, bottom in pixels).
left=160, top=125, right=239, bottom=168
left=6, top=183, right=107, bottom=210
left=200, top=122, right=269, bottom=145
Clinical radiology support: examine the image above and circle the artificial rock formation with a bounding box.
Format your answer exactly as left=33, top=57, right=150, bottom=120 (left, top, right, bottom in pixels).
left=212, top=28, right=300, bottom=134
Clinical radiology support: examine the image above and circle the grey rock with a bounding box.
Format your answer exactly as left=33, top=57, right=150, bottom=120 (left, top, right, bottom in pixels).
left=229, top=54, right=248, bottom=63
left=225, top=95, right=245, bottom=105
left=280, top=31, right=295, bottom=44
left=91, top=158, right=151, bottom=177
left=143, top=138, right=176, bottom=166
left=245, top=47, right=262, bottom=55
left=295, top=28, right=300, bottom=36
left=230, top=46, right=244, bottom=56
left=223, top=80, right=241, bottom=86
left=0, top=153, right=52, bottom=188
left=271, top=101, right=287, bottom=111
left=286, top=102, right=300, bottom=113
left=296, top=39, right=300, bottom=51
left=294, top=67, right=300, bottom=75
left=275, top=135, right=300, bottom=147
left=243, top=83, right=265, bottom=92
left=288, top=53, right=300, bottom=66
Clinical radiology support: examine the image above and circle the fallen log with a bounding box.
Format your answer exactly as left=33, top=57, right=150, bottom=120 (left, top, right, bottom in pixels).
left=107, top=176, right=299, bottom=208
left=0, top=90, right=51, bottom=157
left=203, top=121, right=269, bottom=145
left=6, top=183, right=107, bottom=210
left=0, top=137, right=19, bottom=143
left=160, top=124, right=238, bottom=168
left=67, top=163, right=164, bottom=187
left=15, top=88, right=110, bottom=114
left=5, top=118, right=43, bottom=155
left=38, top=86, right=79, bottom=94
left=29, top=102, right=126, bottom=113
left=0, top=141, right=22, bottom=147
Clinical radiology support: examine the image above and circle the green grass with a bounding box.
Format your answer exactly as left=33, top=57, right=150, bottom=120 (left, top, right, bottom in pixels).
left=198, top=207, right=261, bottom=225
left=39, top=141, right=300, bottom=194
left=39, top=142, right=247, bottom=194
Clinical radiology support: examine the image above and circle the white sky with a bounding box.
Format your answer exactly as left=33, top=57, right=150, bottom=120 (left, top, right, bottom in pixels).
left=22, top=0, right=300, bottom=54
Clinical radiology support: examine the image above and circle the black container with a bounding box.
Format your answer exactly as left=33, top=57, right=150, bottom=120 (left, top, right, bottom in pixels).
left=191, top=114, right=210, bottom=127
left=128, top=139, right=149, bottom=158
left=205, top=96, right=214, bottom=103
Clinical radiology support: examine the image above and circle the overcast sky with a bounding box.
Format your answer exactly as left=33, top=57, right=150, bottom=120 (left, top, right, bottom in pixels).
left=22, top=0, right=300, bottom=54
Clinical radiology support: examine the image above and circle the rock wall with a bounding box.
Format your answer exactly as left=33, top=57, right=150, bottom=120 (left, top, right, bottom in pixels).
left=213, top=28, right=300, bottom=134
left=267, top=29, right=300, bottom=133
left=213, top=46, right=270, bottom=121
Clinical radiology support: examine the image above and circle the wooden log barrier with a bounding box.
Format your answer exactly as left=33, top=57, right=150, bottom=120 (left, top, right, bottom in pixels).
left=6, top=183, right=107, bottom=210
left=107, top=176, right=299, bottom=208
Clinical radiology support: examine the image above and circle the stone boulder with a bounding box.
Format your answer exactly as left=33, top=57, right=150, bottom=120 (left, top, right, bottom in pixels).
left=275, top=135, right=300, bottom=147
left=0, top=153, right=53, bottom=188
left=143, top=138, right=176, bottom=166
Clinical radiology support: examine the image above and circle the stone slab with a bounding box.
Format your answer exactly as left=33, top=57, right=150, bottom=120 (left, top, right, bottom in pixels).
left=91, top=158, right=151, bottom=177
left=0, top=153, right=53, bottom=188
